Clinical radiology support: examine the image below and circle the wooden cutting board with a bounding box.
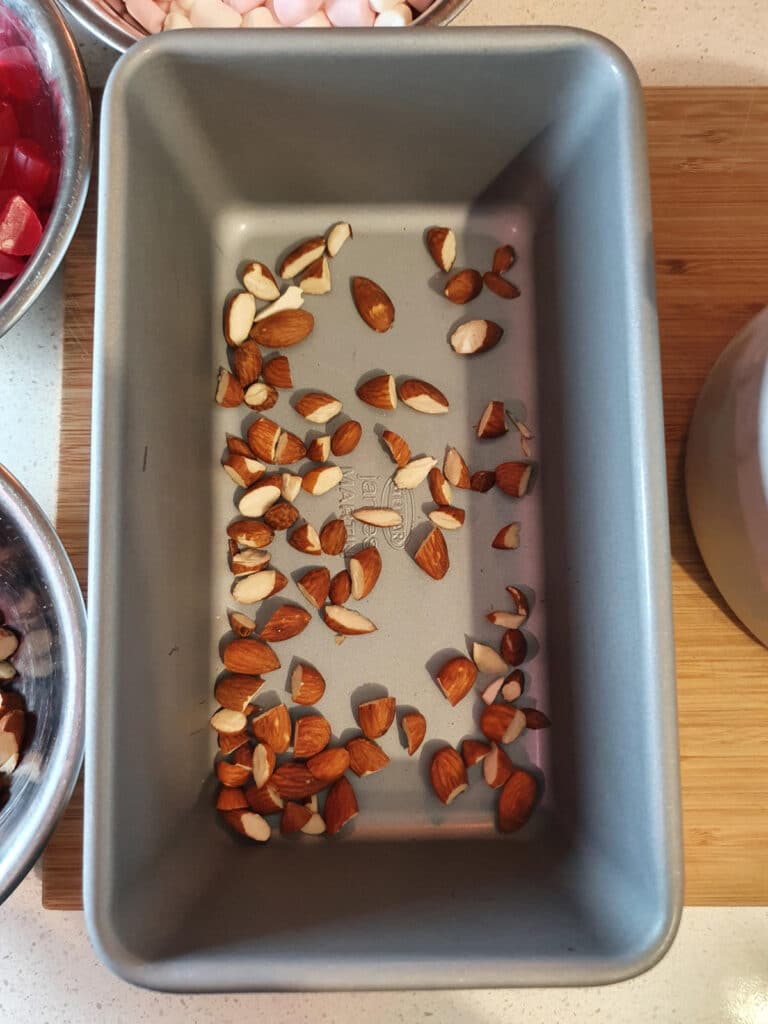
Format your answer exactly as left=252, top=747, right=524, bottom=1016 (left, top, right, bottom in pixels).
left=41, top=88, right=768, bottom=909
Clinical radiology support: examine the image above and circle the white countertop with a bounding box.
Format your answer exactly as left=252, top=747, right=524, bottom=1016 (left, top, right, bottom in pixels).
left=1, top=5, right=766, bottom=1020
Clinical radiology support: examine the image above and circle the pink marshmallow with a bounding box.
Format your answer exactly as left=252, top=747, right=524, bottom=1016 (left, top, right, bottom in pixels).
left=189, top=0, right=242, bottom=26
left=242, top=5, right=279, bottom=23
left=273, top=0, right=322, bottom=25
left=126, top=0, right=165, bottom=33
left=374, top=2, right=412, bottom=23
left=297, top=9, right=331, bottom=23
left=228, top=0, right=266, bottom=11
left=325, top=0, right=374, bottom=26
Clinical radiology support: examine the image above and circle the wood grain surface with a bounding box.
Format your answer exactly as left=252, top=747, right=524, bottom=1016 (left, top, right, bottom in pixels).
left=41, top=88, right=768, bottom=909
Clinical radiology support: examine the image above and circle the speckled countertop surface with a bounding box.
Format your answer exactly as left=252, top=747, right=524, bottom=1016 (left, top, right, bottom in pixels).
left=0, top=5, right=767, bottom=1020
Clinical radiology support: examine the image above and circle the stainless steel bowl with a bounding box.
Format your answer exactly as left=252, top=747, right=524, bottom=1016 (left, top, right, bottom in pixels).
left=0, top=465, right=85, bottom=905
left=60, top=0, right=470, bottom=51
left=0, top=0, right=92, bottom=339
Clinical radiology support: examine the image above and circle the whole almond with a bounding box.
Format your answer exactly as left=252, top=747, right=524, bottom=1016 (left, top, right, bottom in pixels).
left=250, top=309, right=314, bottom=348
left=356, top=374, right=397, bottom=411
left=307, top=746, right=350, bottom=782
left=215, top=367, right=244, bottom=408
left=346, top=737, right=390, bottom=777
left=324, top=775, right=359, bottom=835
left=450, top=319, right=503, bottom=356
left=413, top=527, right=449, bottom=580
left=233, top=340, right=263, bottom=388
left=260, top=604, right=311, bottom=642
left=444, top=268, right=482, bottom=304
left=262, top=355, right=292, bottom=389
left=425, top=226, right=456, bottom=272
left=492, top=244, right=516, bottom=274
left=352, top=276, right=395, bottom=332
left=320, top=518, right=347, bottom=556
left=329, top=570, right=352, bottom=605
left=291, top=662, right=326, bottom=705
left=227, top=520, right=274, bottom=550
left=382, top=429, right=410, bottom=467
left=430, top=747, right=468, bottom=805
left=223, top=638, right=280, bottom=675
left=435, top=655, right=477, bottom=706
left=400, top=711, right=426, bottom=755
left=264, top=501, right=299, bottom=531
left=331, top=420, right=362, bottom=457
left=483, top=272, right=520, bottom=299
left=357, top=696, right=396, bottom=739
left=293, top=715, right=331, bottom=759
left=251, top=703, right=292, bottom=753
left=498, top=769, right=537, bottom=833
left=296, top=566, right=331, bottom=609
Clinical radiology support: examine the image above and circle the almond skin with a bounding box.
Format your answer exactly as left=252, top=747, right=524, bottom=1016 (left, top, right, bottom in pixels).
left=290, top=662, right=326, bottom=705
left=357, top=696, right=396, bottom=739
left=245, top=781, right=283, bottom=815
left=250, top=309, right=314, bottom=348
left=351, top=276, right=395, bottom=332
left=263, top=501, right=299, bottom=531
left=444, top=268, right=482, bottom=304
left=223, top=638, right=280, bottom=675
left=259, top=604, right=311, bottom=643
left=251, top=703, right=292, bottom=753
left=281, top=801, right=313, bottom=835
left=400, top=711, right=426, bottom=755
left=320, top=518, right=347, bottom=555
left=498, top=769, right=537, bottom=832
left=331, top=420, right=362, bottom=457
left=382, top=429, right=410, bottom=467
left=346, top=737, right=390, bottom=777
left=413, top=527, right=449, bottom=580
left=470, top=470, right=496, bottom=493
left=329, top=570, right=352, bottom=605
left=272, top=761, right=328, bottom=800
left=307, top=746, right=350, bottom=782
left=214, top=674, right=264, bottom=712
left=324, top=776, right=359, bottom=835
left=435, top=655, right=477, bottom=706
left=262, top=355, right=292, bottom=389
left=430, top=747, right=468, bottom=805
left=215, top=368, right=244, bottom=408
left=296, top=566, right=331, bottom=609
left=506, top=586, right=530, bottom=619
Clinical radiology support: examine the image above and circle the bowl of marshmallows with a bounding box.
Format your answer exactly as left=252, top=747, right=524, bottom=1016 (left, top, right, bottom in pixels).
left=60, top=0, right=468, bottom=45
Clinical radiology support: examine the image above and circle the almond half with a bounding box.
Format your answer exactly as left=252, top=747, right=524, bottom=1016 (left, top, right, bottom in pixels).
left=275, top=430, right=307, bottom=465
left=252, top=743, right=276, bottom=788
left=227, top=519, right=274, bottom=550
left=222, top=454, right=264, bottom=489
left=231, top=569, right=288, bottom=605
left=351, top=507, right=402, bottom=528
left=394, top=456, right=436, bottom=490
left=233, top=340, right=263, bottom=388
left=224, top=291, right=256, bottom=347
left=487, top=610, right=526, bottom=630
left=480, top=704, right=526, bottom=745
left=356, top=374, right=397, bottom=411
left=262, top=355, right=292, bottom=389
left=461, top=739, right=491, bottom=767
left=382, top=429, right=410, bottom=467
left=307, top=746, right=350, bottom=782
left=223, top=637, right=280, bottom=675
left=242, top=261, right=280, bottom=301
left=483, top=272, right=520, bottom=300
left=347, top=737, right=390, bottom=777
left=215, top=367, right=244, bottom=408
left=263, top=501, right=299, bottom=531
left=298, top=255, right=331, bottom=295
left=401, top=711, right=426, bottom=755
left=250, top=308, right=314, bottom=348
left=326, top=221, right=352, bottom=257
left=243, top=382, right=279, bottom=411
left=523, top=708, right=551, bottom=730
left=296, top=566, right=331, bottom=609
left=324, top=776, right=359, bottom=835
left=295, top=391, right=343, bottom=425
left=443, top=447, right=470, bottom=489
left=472, top=641, right=507, bottom=675
left=352, top=276, right=395, bottom=332
left=279, top=237, right=326, bottom=280
left=483, top=743, right=514, bottom=789
left=288, top=523, right=322, bottom=556
left=281, top=801, right=313, bottom=835
left=501, top=670, right=524, bottom=702
left=245, top=782, right=283, bottom=814
left=470, top=470, right=496, bottom=493
left=224, top=810, right=271, bottom=842
left=293, top=715, right=331, bottom=759
left=323, top=605, right=377, bottom=635
left=425, top=226, right=456, bottom=272
left=413, top=527, right=449, bottom=580
left=501, top=629, right=527, bottom=666
left=398, top=379, right=449, bottom=415
left=495, top=461, right=532, bottom=498
left=228, top=610, right=256, bottom=637
left=238, top=479, right=281, bottom=518
left=357, top=696, right=396, bottom=739
left=214, top=674, right=264, bottom=712
left=302, top=464, right=343, bottom=496
left=477, top=401, right=507, bottom=439
left=498, top=769, right=537, bottom=833
left=307, top=435, right=331, bottom=464
left=492, top=523, right=521, bottom=550
left=435, top=655, right=477, bottom=706
left=319, top=518, right=347, bottom=556
left=329, top=570, right=352, bottom=605
left=248, top=417, right=281, bottom=463
left=260, top=604, right=311, bottom=642
left=506, top=586, right=530, bottom=618
left=291, top=662, right=326, bottom=705
left=251, top=703, right=292, bottom=753
left=492, top=244, right=516, bottom=274
left=349, top=545, right=382, bottom=600
left=450, top=319, right=503, bottom=356
left=430, top=747, right=468, bottom=805
left=428, top=506, right=465, bottom=530
left=272, top=762, right=328, bottom=800
left=281, top=473, right=303, bottom=502
left=428, top=466, right=452, bottom=506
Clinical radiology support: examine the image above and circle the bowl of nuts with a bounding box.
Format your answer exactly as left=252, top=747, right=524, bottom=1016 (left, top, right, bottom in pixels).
left=0, top=465, right=85, bottom=905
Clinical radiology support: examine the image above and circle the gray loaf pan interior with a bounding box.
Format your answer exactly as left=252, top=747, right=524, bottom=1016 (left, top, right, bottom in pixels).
left=86, top=29, right=682, bottom=990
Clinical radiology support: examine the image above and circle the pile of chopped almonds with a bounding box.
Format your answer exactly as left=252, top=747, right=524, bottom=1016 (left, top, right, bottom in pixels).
left=212, top=222, right=550, bottom=841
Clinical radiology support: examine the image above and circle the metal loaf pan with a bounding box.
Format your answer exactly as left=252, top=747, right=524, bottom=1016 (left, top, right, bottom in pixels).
left=86, top=29, right=682, bottom=991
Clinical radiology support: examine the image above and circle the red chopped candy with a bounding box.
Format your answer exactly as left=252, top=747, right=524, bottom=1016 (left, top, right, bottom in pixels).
left=0, top=194, right=42, bottom=256
left=0, top=100, right=18, bottom=144
left=0, top=250, right=23, bottom=278
left=2, top=138, right=51, bottom=198
left=0, top=47, right=41, bottom=103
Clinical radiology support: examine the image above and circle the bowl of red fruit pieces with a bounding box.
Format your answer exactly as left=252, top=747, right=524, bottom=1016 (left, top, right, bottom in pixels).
left=0, top=1, right=91, bottom=337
